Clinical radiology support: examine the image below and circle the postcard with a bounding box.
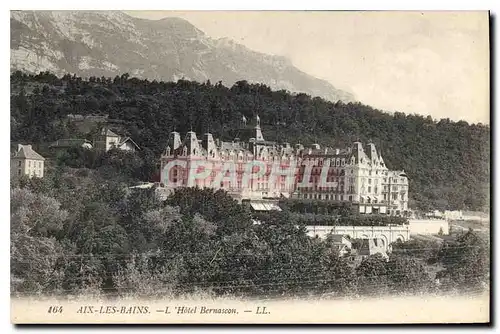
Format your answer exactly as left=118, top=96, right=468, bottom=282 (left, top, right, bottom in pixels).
left=10, top=10, right=490, bottom=324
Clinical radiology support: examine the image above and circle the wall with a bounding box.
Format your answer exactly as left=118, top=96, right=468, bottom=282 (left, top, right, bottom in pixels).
left=119, top=141, right=136, bottom=152
left=409, top=219, right=449, bottom=235
left=305, top=225, right=410, bottom=246
left=11, top=158, right=44, bottom=179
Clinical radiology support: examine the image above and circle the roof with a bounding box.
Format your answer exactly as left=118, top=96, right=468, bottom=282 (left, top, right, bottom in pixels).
left=118, top=137, right=140, bottom=150
left=329, top=234, right=349, bottom=243
left=101, top=128, right=119, bottom=137
left=129, top=182, right=156, bottom=189
left=250, top=202, right=282, bottom=212
left=50, top=139, right=92, bottom=148
left=357, top=238, right=387, bottom=256
left=12, top=144, right=45, bottom=160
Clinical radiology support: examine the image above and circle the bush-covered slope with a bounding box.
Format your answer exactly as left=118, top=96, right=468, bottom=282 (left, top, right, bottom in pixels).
left=10, top=71, right=490, bottom=211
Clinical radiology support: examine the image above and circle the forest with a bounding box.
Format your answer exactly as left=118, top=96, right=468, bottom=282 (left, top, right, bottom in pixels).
left=10, top=166, right=490, bottom=299
left=10, top=71, right=490, bottom=212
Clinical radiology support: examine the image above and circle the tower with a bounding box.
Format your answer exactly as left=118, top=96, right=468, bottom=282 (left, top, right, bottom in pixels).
left=253, top=114, right=264, bottom=142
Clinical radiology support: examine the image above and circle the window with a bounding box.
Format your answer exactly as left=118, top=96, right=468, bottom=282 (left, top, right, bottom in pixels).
left=38, top=162, right=42, bottom=168
left=368, top=186, right=371, bottom=193
left=17, top=169, right=21, bottom=175
left=349, top=195, right=352, bottom=201
left=28, top=161, right=31, bottom=167
left=18, top=161, right=21, bottom=167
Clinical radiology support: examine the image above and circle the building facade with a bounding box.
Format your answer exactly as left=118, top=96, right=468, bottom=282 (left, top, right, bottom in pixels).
left=159, top=114, right=409, bottom=215
left=160, top=115, right=295, bottom=201
left=11, top=144, right=45, bottom=179
left=293, top=142, right=409, bottom=215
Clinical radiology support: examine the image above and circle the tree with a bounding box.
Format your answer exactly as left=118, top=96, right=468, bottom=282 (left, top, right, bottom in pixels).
left=385, top=255, right=434, bottom=295
left=356, top=253, right=390, bottom=296
left=436, top=231, right=489, bottom=293
left=166, top=187, right=252, bottom=236
left=10, top=188, right=68, bottom=295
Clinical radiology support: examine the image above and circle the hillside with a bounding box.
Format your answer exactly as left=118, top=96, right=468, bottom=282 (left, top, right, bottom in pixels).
left=10, top=71, right=490, bottom=212
left=10, top=10, right=354, bottom=103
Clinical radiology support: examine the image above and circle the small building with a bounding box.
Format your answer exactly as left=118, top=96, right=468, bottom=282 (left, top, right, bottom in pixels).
left=443, top=210, right=463, bottom=221
left=94, top=128, right=140, bottom=152
left=356, top=238, right=389, bottom=259
left=327, top=234, right=353, bottom=257
left=11, top=144, right=45, bottom=179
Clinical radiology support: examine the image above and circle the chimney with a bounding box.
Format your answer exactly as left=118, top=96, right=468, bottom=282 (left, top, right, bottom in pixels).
left=367, top=142, right=378, bottom=161
left=169, top=132, right=181, bottom=150
left=202, top=133, right=216, bottom=151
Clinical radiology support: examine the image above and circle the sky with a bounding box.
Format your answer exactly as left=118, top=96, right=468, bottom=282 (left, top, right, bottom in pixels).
left=125, top=11, right=490, bottom=124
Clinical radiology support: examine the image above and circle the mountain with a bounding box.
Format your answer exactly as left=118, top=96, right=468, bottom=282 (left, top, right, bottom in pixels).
left=10, top=10, right=355, bottom=103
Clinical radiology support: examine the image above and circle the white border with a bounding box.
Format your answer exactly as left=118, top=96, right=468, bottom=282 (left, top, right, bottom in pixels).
left=3, top=1, right=497, bottom=333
